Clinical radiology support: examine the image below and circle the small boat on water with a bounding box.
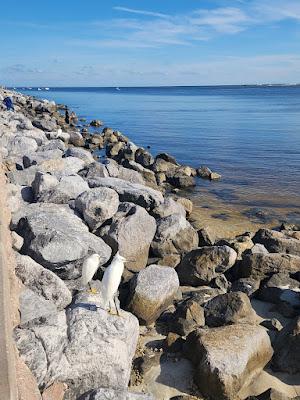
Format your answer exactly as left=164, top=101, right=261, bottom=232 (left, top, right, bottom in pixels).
left=115, top=87, right=121, bottom=91
left=37, top=88, right=42, bottom=91
left=45, top=87, right=50, bottom=91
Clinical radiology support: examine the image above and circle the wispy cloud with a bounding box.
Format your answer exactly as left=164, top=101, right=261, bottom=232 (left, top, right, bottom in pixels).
left=1, top=64, right=44, bottom=74
left=113, top=6, right=170, bottom=19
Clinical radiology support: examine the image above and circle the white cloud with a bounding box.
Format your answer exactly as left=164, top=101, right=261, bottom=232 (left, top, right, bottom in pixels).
left=113, top=6, right=170, bottom=19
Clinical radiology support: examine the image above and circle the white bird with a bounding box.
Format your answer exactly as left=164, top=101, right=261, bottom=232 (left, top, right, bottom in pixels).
left=81, top=253, right=101, bottom=294
left=101, top=251, right=126, bottom=316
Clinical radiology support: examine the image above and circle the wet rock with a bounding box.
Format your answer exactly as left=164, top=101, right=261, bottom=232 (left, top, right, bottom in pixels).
left=152, top=158, right=177, bottom=174
left=210, top=172, right=222, bottom=180
left=196, top=166, right=212, bottom=179
left=176, top=246, right=237, bottom=286
left=32, top=172, right=89, bottom=204
left=99, top=202, right=156, bottom=273
left=253, top=228, right=300, bottom=256
left=237, top=253, right=300, bottom=281
left=272, top=317, right=300, bottom=374
left=128, top=264, right=179, bottom=324
left=185, top=324, right=273, bottom=400
left=167, top=173, right=196, bottom=188
left=90, top=119, right=103, bottom=127
left=15, top=254, right=72, bottom=310
left=75, top=187, right=119, bottom=231
left=168, top=297, right=205, bottom=336
left=122, top=159, right=157, bottom=187
left=16, top=203, right=111, bottom=279
left=135, top=148, right=155, bottom=168
left=204, top=292, right=257, bottom=327
left=88, top=177, right=164, bottom=210
left=64, top=147, right=94, bottom=165
left=156, top=153, right=179, bottom=165
left=151, top=214, right=198, bottom=259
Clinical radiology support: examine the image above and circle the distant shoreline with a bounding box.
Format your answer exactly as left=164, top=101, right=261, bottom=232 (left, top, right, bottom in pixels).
left=6, top=83, right=300, bottom=90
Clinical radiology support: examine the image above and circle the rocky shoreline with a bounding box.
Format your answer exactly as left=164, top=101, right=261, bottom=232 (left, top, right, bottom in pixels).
left=0, top=89, right=299, bottom=400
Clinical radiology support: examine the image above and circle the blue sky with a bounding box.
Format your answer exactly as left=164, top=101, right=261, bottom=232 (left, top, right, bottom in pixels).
left=1, top=0, right=300, bottom=86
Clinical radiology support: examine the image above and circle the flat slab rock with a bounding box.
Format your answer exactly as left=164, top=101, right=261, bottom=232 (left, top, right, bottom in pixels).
left=15, top=202, right=111, bottom=279
left=184, top=324, right=273, bottom=400
left=88, top=177, right=164, bottom=209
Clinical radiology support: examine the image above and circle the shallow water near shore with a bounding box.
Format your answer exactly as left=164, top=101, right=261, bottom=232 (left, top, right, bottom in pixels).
left=19, top=86, right=300, bottom=235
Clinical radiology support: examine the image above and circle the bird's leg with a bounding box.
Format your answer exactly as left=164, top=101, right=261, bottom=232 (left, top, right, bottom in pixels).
left=108, top=300, right=113, bottom=314
left=114, top=296, right=120, bottom=316
left=114, top=295, right=123, bottom=317
left=88, top=281, right=98, bottom=295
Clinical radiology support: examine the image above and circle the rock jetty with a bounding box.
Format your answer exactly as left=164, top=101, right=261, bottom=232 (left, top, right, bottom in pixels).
left=0, top=89, right=299, bottom=400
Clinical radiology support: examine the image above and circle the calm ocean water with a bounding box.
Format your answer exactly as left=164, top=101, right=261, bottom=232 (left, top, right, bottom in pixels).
left=18, top=86, right=300, bottom=229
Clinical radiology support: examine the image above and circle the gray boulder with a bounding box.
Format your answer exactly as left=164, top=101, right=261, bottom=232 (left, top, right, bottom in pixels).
left=88, top=177, right=164, bottom=210
left=32, top=172, right=89, bottom=204
left=33, top=118, right=57, bottom=132
left=63, top=306, right=139, bottom=399
left=69, top=131, right=85, bottom=146
left=253, top=229, right=300, bottom=256
left=40, top=139, right=66, bottom=152
left=6, top=136, right=38, bottom=156
left=75, top=187, right=119, bottom=230
left=14, top=312, right=68, bottom=389
left=204, top=292, right=257, bottom=327
left=176, top=246, right=237, bottom=286
left=64, top=147, right=94, bottom=165
left=185, top=324, right=273, bottom=400
left=19, top=289, right=58, bottom=324
left=135, top=148, right=154, bottom=168
left=99, top=202, right=156, bottom=272
left=127, top=264, right=179, bottom=324
left=16, top=203, right=111, bottom=279
left=14, top=302, right=139, bottom=398
left=15, top=253, right=72, bottom=310
left=151, top=214, right=198, bottom=258
left=8, top=157, right=85, bottom=186
left=23, top=149, right=63, bottom=168
left=151, top=197, right=186, bottom=219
